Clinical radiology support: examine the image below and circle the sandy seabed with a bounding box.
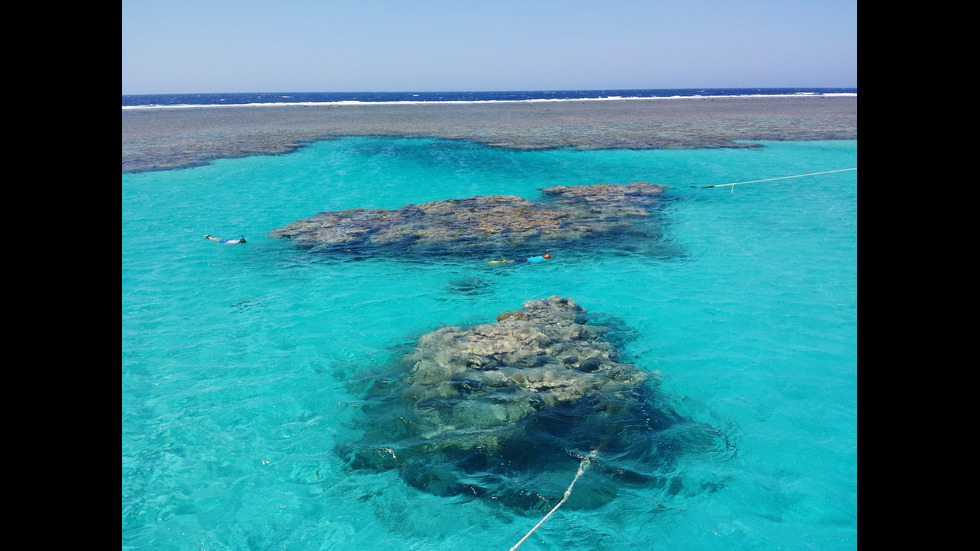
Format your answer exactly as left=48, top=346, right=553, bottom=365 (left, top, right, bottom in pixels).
left=122, top=96, right=856, bottom=173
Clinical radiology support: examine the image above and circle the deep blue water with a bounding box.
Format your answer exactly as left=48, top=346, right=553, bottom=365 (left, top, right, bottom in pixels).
left=122, top=88, right=857, bottom=108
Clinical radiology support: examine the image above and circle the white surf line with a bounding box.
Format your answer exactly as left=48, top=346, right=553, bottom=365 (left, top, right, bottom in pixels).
left=702, top=168, right=857, bottom=191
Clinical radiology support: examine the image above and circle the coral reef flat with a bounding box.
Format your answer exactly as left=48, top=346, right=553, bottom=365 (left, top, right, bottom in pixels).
left=122, top=96, right=856, bottom=172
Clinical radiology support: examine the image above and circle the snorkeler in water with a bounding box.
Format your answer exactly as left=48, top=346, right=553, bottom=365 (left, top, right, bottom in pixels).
left=205, top=235, right=247, bottom=244
left=489, top=253, right=550, bottom=264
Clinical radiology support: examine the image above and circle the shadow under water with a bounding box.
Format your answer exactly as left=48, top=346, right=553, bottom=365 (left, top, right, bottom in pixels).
left=337, top=297, right=734, bottom=515
left=442, top=276, right=497, bottom=297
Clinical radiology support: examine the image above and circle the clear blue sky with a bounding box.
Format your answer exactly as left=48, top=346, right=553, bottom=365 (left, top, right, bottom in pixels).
left=121, top=0, right=857, bottom=95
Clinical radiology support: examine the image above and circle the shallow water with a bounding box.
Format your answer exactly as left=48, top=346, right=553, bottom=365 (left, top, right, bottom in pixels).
left=122, top=138, right=857, bottom=550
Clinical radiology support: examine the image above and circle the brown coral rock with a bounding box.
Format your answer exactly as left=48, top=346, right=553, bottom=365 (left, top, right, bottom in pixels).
left=268, top=182, right=669, bottom=256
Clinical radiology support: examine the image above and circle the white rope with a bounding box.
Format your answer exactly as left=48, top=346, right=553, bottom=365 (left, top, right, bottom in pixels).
left=509, top=450, right=598, bottom=551
left=703, top=168, right=857, bottom=192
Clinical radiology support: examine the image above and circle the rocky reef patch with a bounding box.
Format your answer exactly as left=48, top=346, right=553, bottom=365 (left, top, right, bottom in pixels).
left=338, top=297, right=733, bottom=514
left=268, top=182, right=676, bottom=258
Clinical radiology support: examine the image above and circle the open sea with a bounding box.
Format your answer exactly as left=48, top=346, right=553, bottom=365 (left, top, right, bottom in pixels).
left=122, top=89, right=857, bottom=550
left=121, top=88, right=856, bottom=108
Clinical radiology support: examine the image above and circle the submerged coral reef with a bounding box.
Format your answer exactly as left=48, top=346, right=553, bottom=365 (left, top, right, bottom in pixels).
left=268, top=182, right=671, bottom=257
left=338, top=297, right=731, bottom=513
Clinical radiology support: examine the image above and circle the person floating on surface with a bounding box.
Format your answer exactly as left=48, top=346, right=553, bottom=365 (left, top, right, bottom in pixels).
left=205, top=234, right=247, bottom=244
left=489, top=253, right=550, bottom=264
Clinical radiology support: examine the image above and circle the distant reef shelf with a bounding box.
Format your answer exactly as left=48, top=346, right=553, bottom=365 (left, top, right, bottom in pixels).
left=268, top=182, right=677, bottom=258
left=122, top=96, right=856, bottom=173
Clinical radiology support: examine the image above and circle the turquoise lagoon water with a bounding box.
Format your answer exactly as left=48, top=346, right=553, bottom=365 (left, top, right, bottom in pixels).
left=122, top=138, right=857, bottom=550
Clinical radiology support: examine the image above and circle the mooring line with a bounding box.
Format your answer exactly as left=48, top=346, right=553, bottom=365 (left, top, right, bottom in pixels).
left=700, top=167, right=857, bottom=192
left=509, top=450, right=598, bottom=551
